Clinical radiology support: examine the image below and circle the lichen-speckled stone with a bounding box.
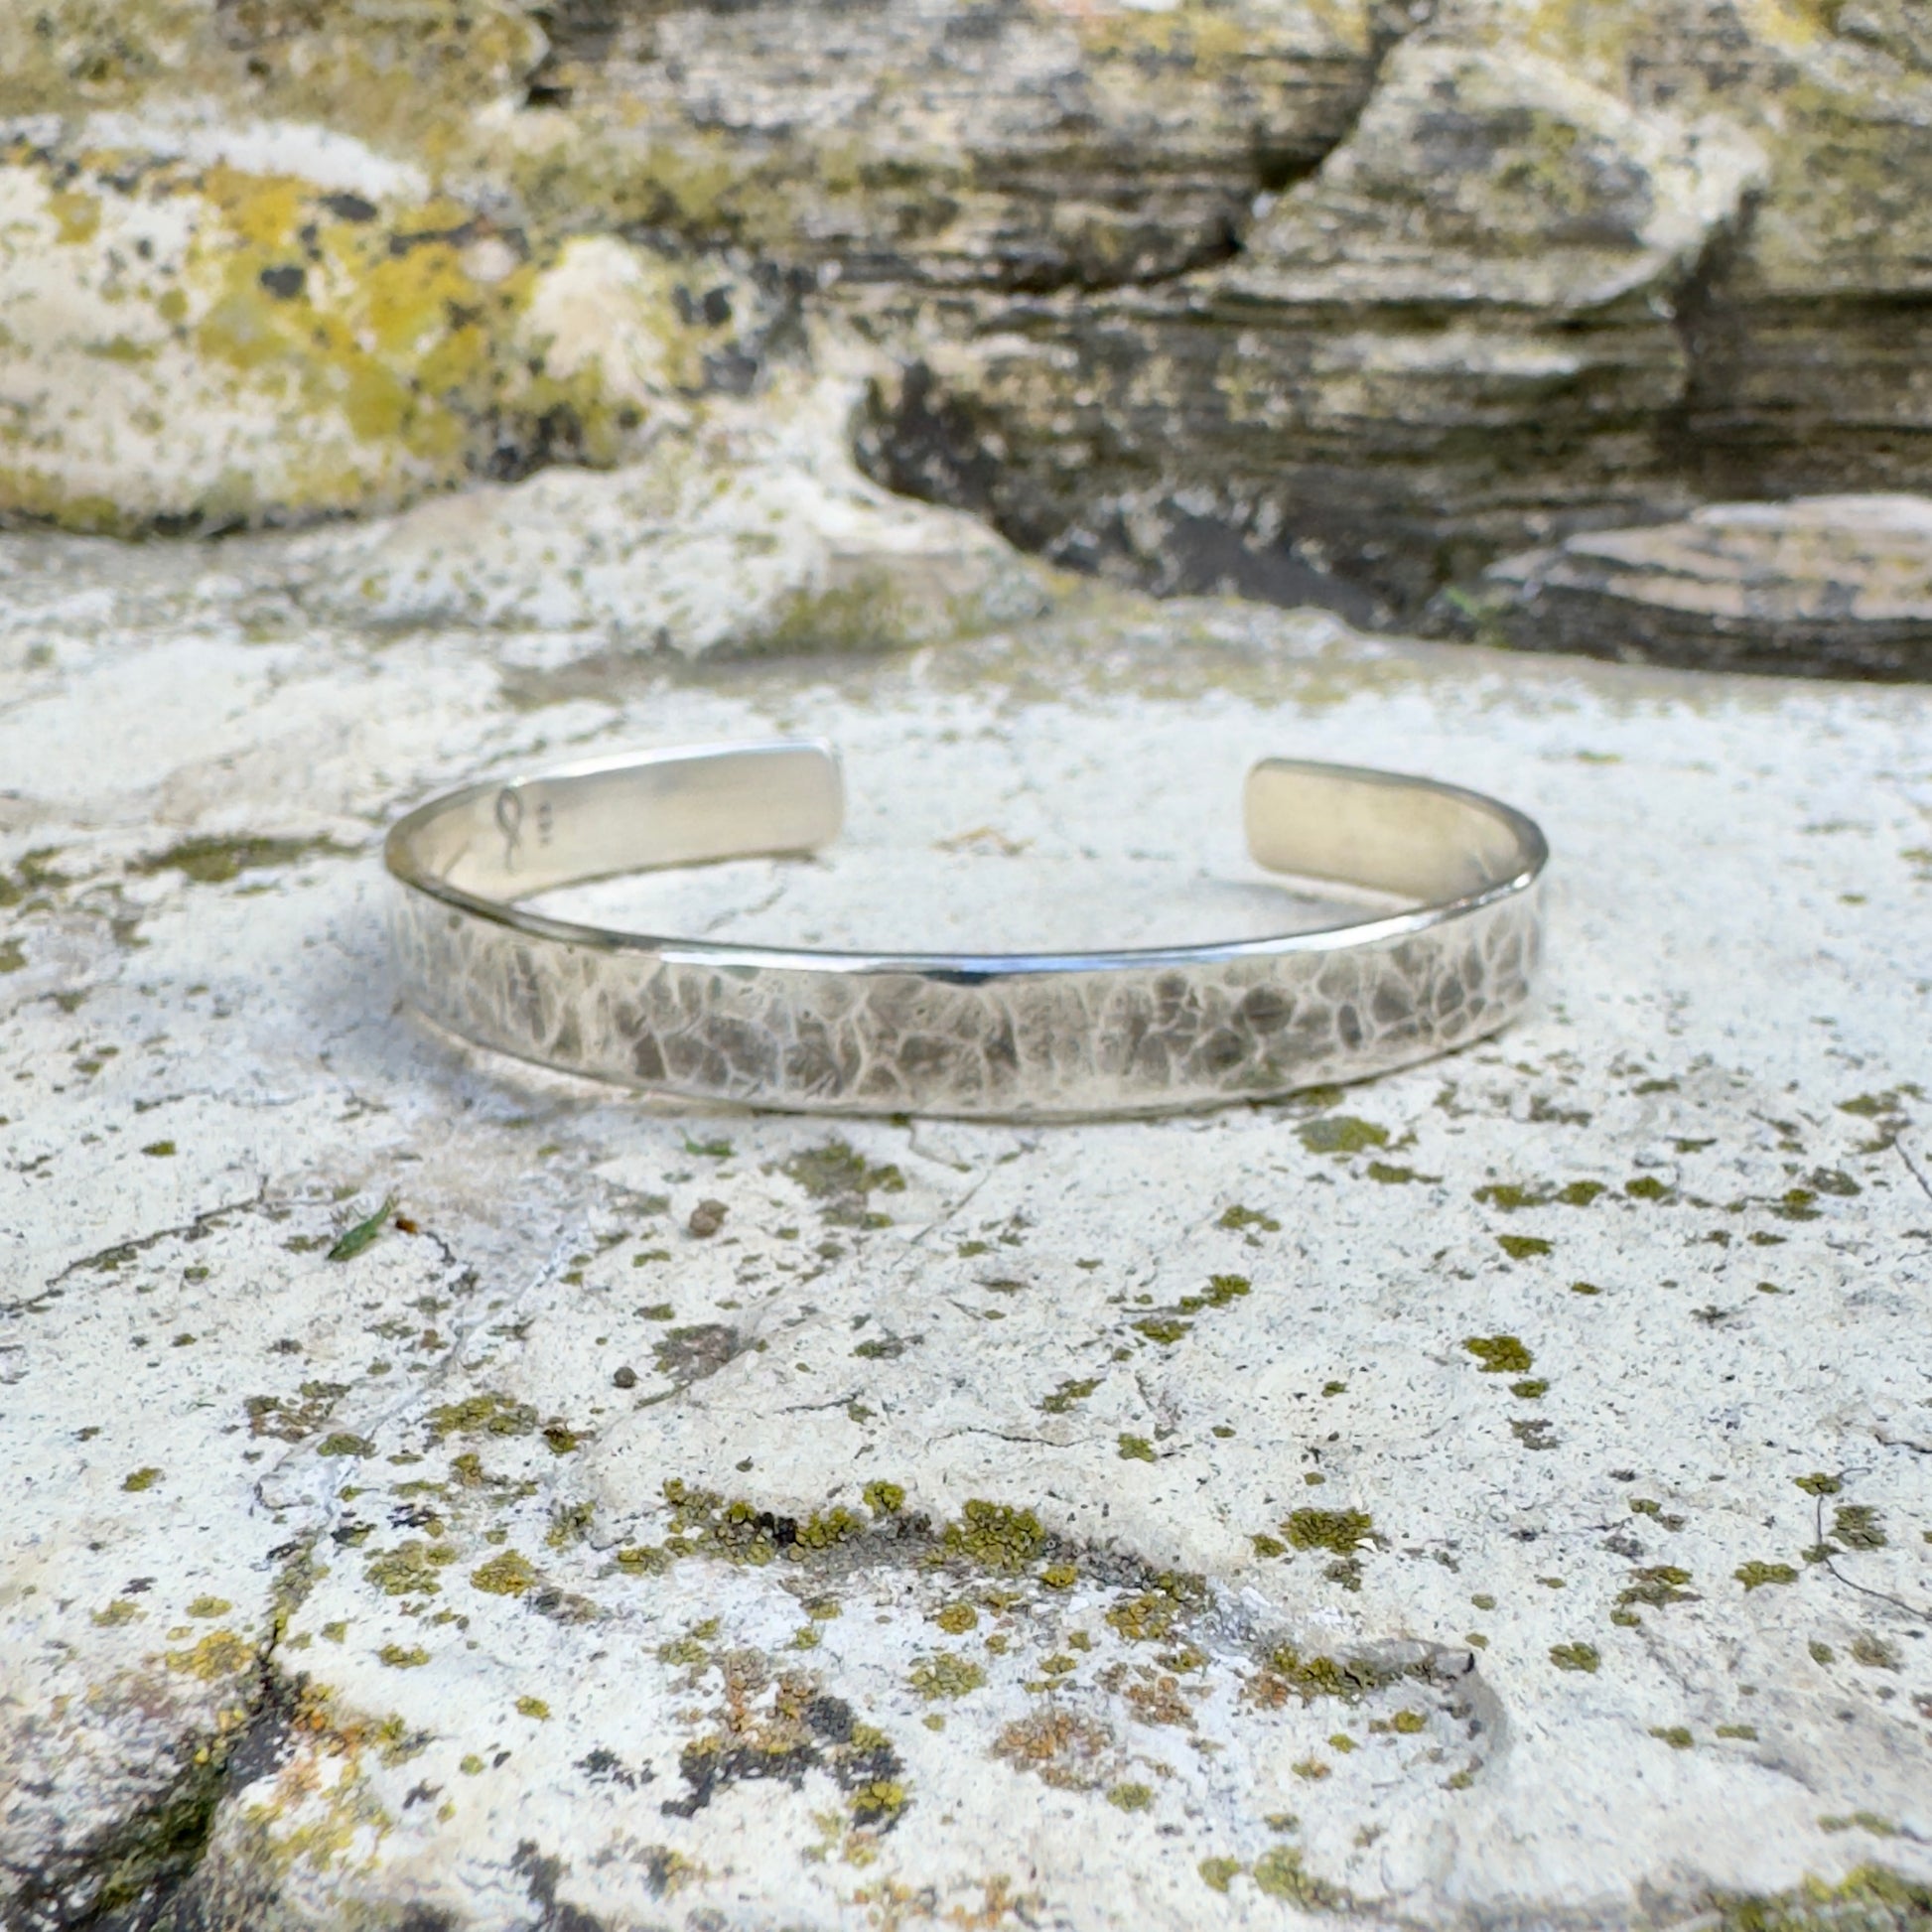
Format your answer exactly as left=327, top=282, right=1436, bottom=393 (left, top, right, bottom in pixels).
left=1, top=539, right=1927, bottom=1929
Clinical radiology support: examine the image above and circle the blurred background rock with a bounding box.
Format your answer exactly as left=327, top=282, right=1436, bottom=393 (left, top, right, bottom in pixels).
left=3, top=0, right=1930, bottom=673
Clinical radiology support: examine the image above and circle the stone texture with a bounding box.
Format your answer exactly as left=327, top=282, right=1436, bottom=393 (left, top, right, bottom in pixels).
left=6, top=0, right=1932, bottom=665
left=503, top=0, right=1390, bottom=290
left=856, top=19, right=1773, bottom=619
left=0, top=127, right=790, bottom=531
left=1444, top=494, right=1932, bottom=678
left=286, top=372, right=1055, bottom=652
left=853, top=0, right=1932, bottom=632
left=2, top=541, right=1929, bottom=1928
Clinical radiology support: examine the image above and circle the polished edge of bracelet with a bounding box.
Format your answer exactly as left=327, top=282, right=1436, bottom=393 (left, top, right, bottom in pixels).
left=383, top=742, right=1548, bottom=978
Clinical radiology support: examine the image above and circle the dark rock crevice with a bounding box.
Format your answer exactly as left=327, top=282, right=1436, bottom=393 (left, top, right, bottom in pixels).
left=1249, top=0, right=1428, bottom=201
left=5, top=1646, right=303, bottom=1932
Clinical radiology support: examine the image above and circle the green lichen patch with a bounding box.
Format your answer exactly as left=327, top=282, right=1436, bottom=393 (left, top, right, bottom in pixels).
left=790, top=1508, right=868, bottom=1554
left=780, top=1141, right=906, bottom=1227
left=1105, top=1576, right=1206, bottom=1645
left=1366, top=1161, right=1431, bottom=1184
left=909, top=1651, right=986, bottom=1700
left=1252, top=1845, right=1349, bottom=1907
left=1184, top=1275, right=1250, bottom=1310
left=942, top=1499, right=1045, bottom=1572
left=1549, top=1643, right=1600, bottom=1673
left=1282, top=1507, right=1376, bottom=1555
left=1473, top=1179, right=1603, bottom=1210
left=470, top=1550, right=537, bottom=1596
left=427, top=1391, right=539, bottom=1442
left=1627, top=1497, right=1687, bottom=1529
left=1039, top=1377, right=1100, bottom=1414
left=0, top=847, right=69, bottom=907
left=1249, top=1644, right=1402, bottom=1706
left=1836, top=1089, right=1919, bottom=1152
left=1831, top=1505, right=1887, bottom=1550
left=246, top=1380, right=348, bottom=1442
left=378, top=1644, right=430, bottom=1668
left=1462, top=1335, right=1534, bottom=1374
left=1218, top=1205, right=1280, bottom=1232
left=1849, top=1635, right=1899, bottom=1671
left=1736, top=1562, right=1800, bottom=1589
left=1496, top=1234, right=1554, bottom=1260
left=1132, top=1316, right=1191, bottom=1344
left=163, top=1629, right=255, bottom=1680
left=1117, top=1434, right=1157, bottom=1462
left=650, top=1480, right=910, bottom=1570
left=366, top=1539, right=459, bottom=1597
left=1297, top=1116, right=1388, bottom=1156
left=133, top=834, right=356, bottom=886
left=1618, top=1566, right=1698, bottom=1615
left=1128, top=1271, right=1252, bottom=1348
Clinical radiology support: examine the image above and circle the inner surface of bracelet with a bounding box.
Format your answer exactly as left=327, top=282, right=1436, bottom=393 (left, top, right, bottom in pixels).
left=393, top=743, right=1537, bottom=913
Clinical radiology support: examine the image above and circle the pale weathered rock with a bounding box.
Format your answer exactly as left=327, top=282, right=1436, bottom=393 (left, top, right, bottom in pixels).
left=1, top=542, right=1928, bottom=1927
left=1447, top=494, right=1932, bottom=678
left=0, top=129, right=781, bottom=530
left=287, top=372, right=1057, bottom=652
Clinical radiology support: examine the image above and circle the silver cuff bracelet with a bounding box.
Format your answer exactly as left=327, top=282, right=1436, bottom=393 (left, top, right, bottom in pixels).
left=384, top=743, right=1548, bottom=1120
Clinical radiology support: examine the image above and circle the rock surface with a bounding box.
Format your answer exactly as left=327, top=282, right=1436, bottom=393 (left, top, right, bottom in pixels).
left=1448, top=494, right=1932, bottom=678
left=2, top=540, right=1930, bottom=1928
left=287, top=372, right=1056, bottom=653
left=5, top=0, right=1932, bottom=662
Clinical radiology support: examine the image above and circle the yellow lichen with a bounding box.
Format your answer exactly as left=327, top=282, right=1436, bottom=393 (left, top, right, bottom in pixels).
left=164, top=1629, right=255, bottom=1680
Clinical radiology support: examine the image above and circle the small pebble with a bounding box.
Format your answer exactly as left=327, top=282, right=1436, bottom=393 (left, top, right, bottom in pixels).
left=688, top=1198, right=728, bottom=1238
left=613, top=1365, right=637, bottom=1389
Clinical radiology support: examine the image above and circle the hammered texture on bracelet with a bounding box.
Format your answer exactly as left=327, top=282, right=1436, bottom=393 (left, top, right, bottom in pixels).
left=383, top=743, right=1548, bottom=1120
